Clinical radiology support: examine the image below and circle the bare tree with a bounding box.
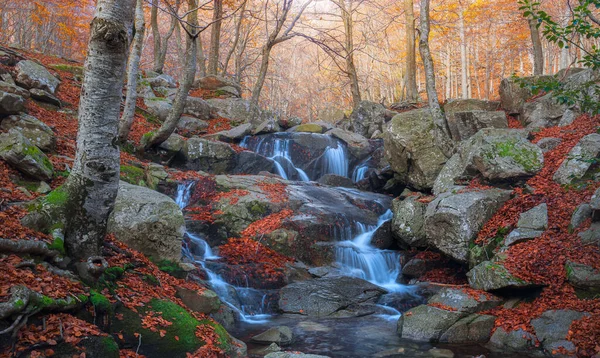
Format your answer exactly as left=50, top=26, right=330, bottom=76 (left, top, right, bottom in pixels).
left=63, top=0, right=135, bottom=262
left=118, top=0, right=146, bottom=143
left=151, top=0, right=179, bottom=74
left=223, top=0, right=248, bottom=75
left=528, top=17, right=544, bottom=75
left=207, top=0, right=223, bottom=75
left=404, top=0, right=418, bottom=102
left=459, top=10, right=468, bottom=98
left=335, top=0, right=361, bottom=108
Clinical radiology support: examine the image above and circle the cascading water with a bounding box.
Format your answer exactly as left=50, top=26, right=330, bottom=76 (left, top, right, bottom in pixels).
left=352, top=162, right=370, bottom=182
left=322, top=145, right=349, bottom=177
left=176, top=183, right=270, bottom=323
left=240, top=134, right=310, bottom=181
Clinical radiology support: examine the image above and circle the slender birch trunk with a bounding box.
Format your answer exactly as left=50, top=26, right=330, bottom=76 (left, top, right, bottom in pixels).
left=404, top=0, right=418, bottom=102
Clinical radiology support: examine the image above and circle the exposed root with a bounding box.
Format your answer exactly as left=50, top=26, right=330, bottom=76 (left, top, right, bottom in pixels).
left=0, top=239, right=59, bottom=259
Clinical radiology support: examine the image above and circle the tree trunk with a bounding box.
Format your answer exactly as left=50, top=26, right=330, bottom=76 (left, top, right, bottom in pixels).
left=419, top=0, right=453, bottom=157
left=404, top=0, right=418, bottom=102
left=459, top=11, right=468, bottom=99
left=197, top=35, right=207, bottom=77
left=208, top=0, right=223, bottom=75
left=251, top=45, right=272, bottom=105
left=144, top=0, right=198, bottom=149
left=528, top=18, right=544, bottom=75
left=341, top=0, right=361, bottom=108
left=64, top=0, right=135, bottom=261
left=223, top=0, right=247, bottom=75
left=152, top=0, right=178, bottom=74
left=118, top=0, right=145, bottom=143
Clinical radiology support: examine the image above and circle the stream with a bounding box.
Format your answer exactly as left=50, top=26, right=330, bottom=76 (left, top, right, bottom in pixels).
left=174, top=133, right=504, bottom=357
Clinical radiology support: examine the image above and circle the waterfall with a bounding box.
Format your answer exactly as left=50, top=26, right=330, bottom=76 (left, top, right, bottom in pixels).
left=335, top=210, right=408, bottom=293
left=177, top=183, right=270, bottom=324
left=241, top=134, right=310, bottom=182
left=322, top=145, right=349, bottom=177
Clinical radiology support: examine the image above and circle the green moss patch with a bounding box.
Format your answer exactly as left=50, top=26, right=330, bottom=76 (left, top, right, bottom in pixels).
left=490, top=139, right=541, bottom=172
left=120, top=165, right=145, bottom=186
left=49, top=64, right=84, bottom=76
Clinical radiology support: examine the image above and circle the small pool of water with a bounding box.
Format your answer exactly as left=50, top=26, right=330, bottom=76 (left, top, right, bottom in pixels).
left=231, top=314, right=525, bottom=358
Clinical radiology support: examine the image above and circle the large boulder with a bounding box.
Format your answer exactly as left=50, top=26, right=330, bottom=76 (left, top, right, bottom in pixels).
left=565, top=261, right=600, bottom=293
left=29, top=88, right=61, bottom=107
left=467, top=260, right=537, bottom=292
left=15, top=60, right=60, bottom=94
left=0, top=130, right=53, bottom=181
left=350, top=101, right=393, bottom=138
left=450, top=111, right=508, bottom=141
left=439, top=314, right=496, bottom=344
left=427, top=287, right=502, bottom=314
left=424, top=188, right=512, bottom=263
left=144, top=97, right=173, bottom=122
left=194, top=75, right=241, bottom=97
left=488, top=327, right=541, bottom=356
left=184, top=97, right=212, bottom=120
left=0, top=114, right=56, bottom=152
left=522, top=93, right=571, bottom=129
left=384, top=108, right=448, bottom=191
left=433, top=129, right=542, bottom=195
left=177, top=116, right=208, bottom=132
left=148, top=74, right=177, bottom=88
left=325, top=128, right=370, bottom=159
left=499, top=76, right=551, bottom=116
left=175, top=287, right=221, bottom=314
left=205, top=98, right=261, bottom=125
left=208, top=123, right=252, bottom=142
left=443, top=99, right=500, bottom=141
left=553, top=133, right=600, bottom=185
left=0, top=91, right=25, bottom=116
left=232, top=151, right=276, bottom=175
left=397, top=305, right=467, bottom=342
left=108, top=182, right=185, bottom=262
left=531, top=310, right=588, bottom=357
left=278, top=276, right=386, bottom=317
left=391, top=195, right=427, bottom=248
left=180, top=137, right=236, bottom=174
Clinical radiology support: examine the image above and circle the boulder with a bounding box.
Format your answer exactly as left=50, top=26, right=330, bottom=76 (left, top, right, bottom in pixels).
left=401, top=258, right=431, bottom=278
left=180, top=137, right=236, bottom=174
left=158, top=133, right=185, bottom=153
left=371, top=220, right=393, bottom=249
left=424, top=188, right=512, bottom=263
left=0, top=80, right=30, bottom=98
left=0, top=130, right=53, bottom=181
left=145, top=163, right=169, bottom=190
left=522, top=93, right=570, bottom=129
left=443, top=99, right=501, bottom=140
left=504, top=228, right=543, bottom=246
left=578, top=223, right=600, bottom=247
left=488, top=327, right=541, bottom=356
left=384, top=108, right=448, bottom=191
left=278, top=276, right=387, bottom=317
left=350, top=101, right=393, bottom=138
left=205, top=98, right=261, bottom=125
left=251, top=326, right=293, bottom=346
left=29, top=88, right=61, bottom=107
left=427, top=287, right=502, bottom=313
left=517, top=203, right=548, bottom=230
left=254, top=119, right=281, bottom=135
left=589, top=187, right=600, bottom=222
left=566, top=261, right=600, bottom=292
left=177, top=116, right=208, bottom=132
left=439, top=314, right=496, bottom=344
left=499, top=76, right=551, bottom=116
left=391, top=195, right=427, bottom=248
left=571, top=204, right=592, bottom=230
left=553, top=133, right=600, bottom=185
left=144, top=97, right=173, bottom=122
left=397, top=305, right=467, bottom=342
left=175, top=287, right=221, bottom=314
left=325, top=128, right=370, bottom=159
left=288, top=123, right=326, bottom=134
left=148, top=74, right=176, bottom=88
left=0, top=91, right=25, bottom=116
left=531, top=310, right=588, bottom=356
left=537, top=137, right=562, bottom=153
left=317, top=174, right=355, bottom=188
left=184, top=97, right=212, bottom=120
left=194, top=75, right=241, bottom=97
left=450, top=111, right=508, bottom=141
left=15, top=60, right=60, bottom=94
left=107, top=182, right=185, bottom=262
left=209, top=123, right=252, bottom=142
left=467, top=260, right=537, bottom=292
left=231, top=151, right=275, bottom=175
left=0, top=114, right=56, bottom=152
left=278, top=116, right=303, bottom=129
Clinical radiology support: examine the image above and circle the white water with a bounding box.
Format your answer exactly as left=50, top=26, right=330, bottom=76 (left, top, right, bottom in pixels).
left=322, top=145, right=349, bottom=178
left=352, top=163, right=369, bottom=182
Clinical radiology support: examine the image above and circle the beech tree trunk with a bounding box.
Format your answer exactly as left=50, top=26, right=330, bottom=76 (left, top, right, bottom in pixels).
left=528, top=18, right=544, bottom=75
left=223, top=0, right=247, bottom=75
left=64, top=0, right=135, bottom=261
left=151, top=0, right=178, bottom=74
left=459, top=11, right=468, bottom=98
left=341, top=0, right=361, bottom=108
left=144, top=0, right=198, bottom=149
left=118, top=0, right=145, bottom=143
left=208, top=0, right=223, bottom=75
left=419, top=0, right=453, bottom=157
left=404, top=0, right=418, bottom=102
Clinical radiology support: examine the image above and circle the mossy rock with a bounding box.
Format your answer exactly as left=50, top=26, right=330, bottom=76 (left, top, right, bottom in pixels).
left=49, top=64, right=85, bottom=77
left=50, top=335, right=119, bottom=358
left=120, top=165, right=146, bottom=186
left=292, top=123, right=325, bottom=133
left=22, top=186, right=69, bottom=234
left=110, top=299, right=232, bottom=357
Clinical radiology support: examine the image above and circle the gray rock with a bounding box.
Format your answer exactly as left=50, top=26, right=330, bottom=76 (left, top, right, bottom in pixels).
left=451, top=110, right=508, bottom=141
left=425, top=188, right=512, bottom=263
left=537, top=137, right=562, bottom=153
left=232, top=151, right=275, bottom=175
left=531, top=310, right=588, bottom=355
left=0, top=114, right=56, bottom=152
left=499, top=76, right=537, bottom=115
left=15, top=60, right=60, bottom=94
left=590, top=187, right=600, bottom=221
left=0, top=80, right=30, bottom=98
left=384, top=108, right=448, bottom=191
left=29, top=88, right=61, bottom=107
left=194, top=75, right=241, bottom=97
left=571, top=204, right=592, bottom=230
left=427, top=287, right=502, bottom=313
left=184, top=96, right=212, bottom=120
left=439, top=314, right=496, bottom=344
left=488, top=327, right=542, bottom=356
left=553, top=134, right=600, bottom=185
left=209, top=123, right=252, bottom=142
left=158, top=133, right=184, bottom=153
left=287, top=123, right=327, bottom=134
left=251, top=326, right=293, bottom=346
left=278, top=116, right=303, bottom=129
left=144, top=97, right=173, bottom=122
left=145, top=163, right=169, bottom=190
left=523, top=93, right=570, bottom=129
left=401, top=258, right=429, bottom=278
left=566, top=261, right=600, bottom=291
left=181, top=137, right=236, bottom=174
left=443, top=99, right=501, bottom=140
left=153, top=86, right=177, bottom=99
left=108, top=182, right=185, bottom=262
left=517, top=203, right=548, bottom=230
left=317, top=174, right=355, bottom=188
left=504, top=228, right=543, bottom=246
left=371, top=220, right=393, bottom=249
left=350, top=101, right=392, bottom=138
left=578, top=222, right=600, bottom=246
left=177, top=115, right=208, bottom=132
left=0, top=130, right=53, bottom=181
left=148, top=74, right=176, bottom=88
left=467, top=260, right=536, bottom=292
left=278, top=276, right=386, bottom=317
left=397, top=305, right=467, bottom=342
left=326, top=128, right=370, bottom=159
left=265, top=352, right=330, bottom=358
left=391, top=195, right=428, bottom=248
left=253, top=119, right=281, bottom=135
left=206, top=98, right=261, bottom=125
left=0, top=91, right=25, bottom=116
left=176, top=287, right=221, bottom=314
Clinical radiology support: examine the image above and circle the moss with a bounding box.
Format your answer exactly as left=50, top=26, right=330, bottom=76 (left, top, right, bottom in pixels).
left=14, top=299, right=25, bottom=309
left=22, top=143, right=54, bottom=173
left=90, top=290, right=112, bottom=313
left=103, top=267, right=125, bottom=280
left=488, top=139, right=541, bottom=172
left=120, top=165, right=145, bottom=186
left=49, top=64, right=84, bottom=76
left=153, top=259, right=186, bottom=278
left=149, top=299, right=200, bottom=351
left=249, top=202, right=267, bottom=215
left=47, top=237, right=65, bottom=255
left=143, top=274, right=160, bottom=286
left=44, top=187, right=68, bottom=206
left=198, top=319, right=230, bottom=351
left=102, top=336, right=119, bottom=355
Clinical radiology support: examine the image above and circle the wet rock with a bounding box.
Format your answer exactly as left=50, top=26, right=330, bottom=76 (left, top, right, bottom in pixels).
left=554, top=133, right=600, bottom=185
left=401, top=258, right=430, bottom=278
left=517, top=203, right=548, bottom=231
left=439, top=314, right=496, bottom=344
left=180, top=137, right=236, bottom=174
left=148, top=73, right=176, bottom=88
left=317, top=174, right=355, bottom=188
left=15, top=60, right=60, bottom=94
left=251, top=326, right=293, bottom=346
left=566, top=261, right=600, bottom=292
left=427, top=287, right=502, bottom=313
left=531, top=310, right=588, bottom=356
left=424, top=188, right=512, bottom=263
left=108, top=182, right=185, bottom=262
left=184, top=96, right=212, bottom=120
left=288, top=123, right=327, bottom=133
left=0, top=129, right=53, bottom=181
left=232, top=151, right=275, bottom=175
left=571, top=204, right=592, bottom=230
left=278, top=276, right=386, bottom=317
left=537, top=137, right=562, bottom=153
left=144, top=97, right=173, bottom=122
left=488, top=327, right=542, bottom=356
left=211, top=304, right=237, bottom=331
left=250, top=343, right=281, bottom=356
left=371, top=220, right=393, bottom=249
left=391, top=195, right=427, bottom=248
left=0, top=91, right=25, bottom=116
left=176, top=287, right=221, bottom=314
left=0, top=114, right=56, bottom=152
left=428, top=348, right=455, bottom=358
left=325, top=128, right=370, bottom=159
left=397, top=304, right=467, bottom=342
left=177, top=115, right=208, bottom=132
left=467, top=260, right=537, bottom=292
left=206, top=98, right=261, bottom=125
left=384, top=108, right=448, bottom=191
left=443, top=99, right=501, bottom=140
left=265, top=352, right=330, bottom=358
left=29, top=88, right=61, bottom=107
left=350, top=101, right=393, bottom=138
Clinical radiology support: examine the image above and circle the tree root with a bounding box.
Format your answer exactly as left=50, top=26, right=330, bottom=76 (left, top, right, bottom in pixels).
left=0, top=239, right=60, bottom=260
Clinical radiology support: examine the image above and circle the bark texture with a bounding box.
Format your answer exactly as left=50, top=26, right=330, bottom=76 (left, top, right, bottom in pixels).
left=151, top=0, right=178, bottom=74
left=208, top=0, right=223, bottom=75
left=404, top=0, right=418, bottom=102
left=528, top=18, right=544, bottom=75
left=64, top=0, right=135, bottom=262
